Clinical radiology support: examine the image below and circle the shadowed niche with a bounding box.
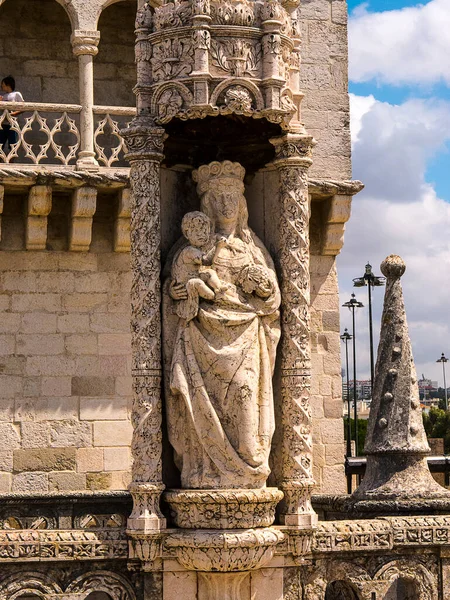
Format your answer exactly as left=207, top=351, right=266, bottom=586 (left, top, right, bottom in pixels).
left=325, top=581, right=360, bottom=600
left=163, top=115, right=282, bottom=173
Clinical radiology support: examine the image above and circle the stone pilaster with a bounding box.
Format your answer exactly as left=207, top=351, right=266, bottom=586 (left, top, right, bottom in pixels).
left=191, top=0, right=211, bottom=105
left=270, top=133, right=317, bottom=528
left=122, top=119, right=167, bottom=535
left=71, top=30, right=100, bottom=170
left=134, top=3, right=153, bottom=117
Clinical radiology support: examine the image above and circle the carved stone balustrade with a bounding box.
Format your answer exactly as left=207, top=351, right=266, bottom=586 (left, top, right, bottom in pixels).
left=0, top=103, right=136, bottom=168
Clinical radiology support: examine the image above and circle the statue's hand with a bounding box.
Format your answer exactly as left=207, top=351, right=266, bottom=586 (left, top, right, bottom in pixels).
left=169, top=281, right=188, bottom=300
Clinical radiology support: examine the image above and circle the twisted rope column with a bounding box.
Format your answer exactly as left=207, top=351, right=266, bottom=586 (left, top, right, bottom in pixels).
left=122, top=120, right=167, bottom=534
left=270, top=133, right=317, bottom=528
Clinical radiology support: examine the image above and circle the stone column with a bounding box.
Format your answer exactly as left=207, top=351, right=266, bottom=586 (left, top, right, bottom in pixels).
left=71, top=30, right=100, bottom=170
left=270, top=133, right=317, bottom=528
left=191, top=0, right=211, bottom=105
left=122, top=119, right=167, bottom=535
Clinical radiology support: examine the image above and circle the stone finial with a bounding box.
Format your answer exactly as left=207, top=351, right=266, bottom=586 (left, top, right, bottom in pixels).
left=352, top=254, right=450, bottom=501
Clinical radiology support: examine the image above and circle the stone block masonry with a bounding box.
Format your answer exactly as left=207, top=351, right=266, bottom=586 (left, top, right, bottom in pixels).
left=0, top=245, right=343, bottom=494
left=0, top=249, right=132, bottom=493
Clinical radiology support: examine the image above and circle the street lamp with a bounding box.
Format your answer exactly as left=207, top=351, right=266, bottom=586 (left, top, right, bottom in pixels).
left=342, top=293, right=364, bottom=456
left=340, top=328, right=353, bottom=494
left=353, top=262, right=385, bottom=398
left=436, top=353, right=449, bottom=410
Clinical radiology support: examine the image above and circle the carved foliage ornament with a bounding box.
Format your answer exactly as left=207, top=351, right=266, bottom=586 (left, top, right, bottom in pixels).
left=210, top=0, right=255, bottom=26
left=210, top=39, right=261, bottom=77
left=154, top=1, right=192, bottom=30
left=224, top=85, right=253, bottom=112
left=151, top=38, right=194, bottom=82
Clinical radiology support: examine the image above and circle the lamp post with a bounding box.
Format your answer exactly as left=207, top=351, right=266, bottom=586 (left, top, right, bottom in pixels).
left=437, top=353, right=449, bottom=411
left=340, top=328, right=353, bottom=493
left=353, top=262, right=385, bottom=398
left=342, top=294, right=364, bottom=456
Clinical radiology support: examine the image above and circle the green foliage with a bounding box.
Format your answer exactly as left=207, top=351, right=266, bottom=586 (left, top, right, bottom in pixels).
left=422, top=407, right=450, bottom=453
left=343, top=417, right=368, bottom=456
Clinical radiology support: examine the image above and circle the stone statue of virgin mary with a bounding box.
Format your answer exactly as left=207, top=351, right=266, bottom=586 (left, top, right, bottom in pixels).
left=163, top=161, right=281, bottom=490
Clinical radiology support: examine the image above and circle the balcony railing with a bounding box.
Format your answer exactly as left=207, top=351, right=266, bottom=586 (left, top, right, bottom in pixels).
left=0, top=102, right=136, bottom=168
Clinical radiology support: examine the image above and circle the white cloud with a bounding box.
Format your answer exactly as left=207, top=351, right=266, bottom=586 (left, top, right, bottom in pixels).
left=339, top=94, right=450, bottom=385
left=349, top=0, right=450, bottom=86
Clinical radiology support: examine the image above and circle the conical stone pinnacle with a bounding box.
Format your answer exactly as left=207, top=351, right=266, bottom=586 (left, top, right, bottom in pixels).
left=352, top=255, right=450, bottom=502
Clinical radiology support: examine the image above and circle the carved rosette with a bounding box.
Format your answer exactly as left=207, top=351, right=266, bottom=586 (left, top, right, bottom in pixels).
left=165, top=528, right=284, bottom=571
left=122, top=121, right=167, bottom=535
left=270, top=134, right=317, bottom=528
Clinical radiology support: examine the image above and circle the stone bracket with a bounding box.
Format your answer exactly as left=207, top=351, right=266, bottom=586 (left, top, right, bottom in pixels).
left=114, top=188, right=132, bottom=252
left=322, top=194, right=352, bottom=256
left=26, top=185, right=52, bottom=250
left=69, top=186, right=97, bottom=252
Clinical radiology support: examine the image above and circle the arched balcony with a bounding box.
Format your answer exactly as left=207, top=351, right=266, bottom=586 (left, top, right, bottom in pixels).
left=0, top=0, right=136, bottom=170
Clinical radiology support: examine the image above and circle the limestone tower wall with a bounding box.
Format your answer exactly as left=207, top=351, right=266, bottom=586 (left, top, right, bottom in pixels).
left=0, top=0, right=355, bottom=495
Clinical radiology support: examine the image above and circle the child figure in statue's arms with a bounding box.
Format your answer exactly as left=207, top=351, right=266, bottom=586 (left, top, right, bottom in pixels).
left=171, top=211, right=225, bottom=322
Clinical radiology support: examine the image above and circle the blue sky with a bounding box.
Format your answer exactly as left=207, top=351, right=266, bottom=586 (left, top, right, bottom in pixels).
left=338, top=0, right=450, bottom=386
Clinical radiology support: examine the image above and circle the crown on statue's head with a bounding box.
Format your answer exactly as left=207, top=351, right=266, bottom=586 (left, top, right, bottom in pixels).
left=192, top=161, right=246, bottom=194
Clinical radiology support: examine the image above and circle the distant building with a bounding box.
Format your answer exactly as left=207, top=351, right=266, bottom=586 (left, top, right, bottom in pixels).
left=342, top=379, right=372, bottom=401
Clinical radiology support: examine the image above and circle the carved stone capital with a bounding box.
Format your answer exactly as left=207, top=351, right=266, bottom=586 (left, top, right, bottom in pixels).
left=128, top=483, right=166, bottom=533
left=121, top=120, right=167, bottom=162
left=165, top=528, right=284, bottom=571
left=128, top=530, right=164, bottom=570
left=71, top=30, right=100, bottom=57
left=270, top=133, right=315, bottom=168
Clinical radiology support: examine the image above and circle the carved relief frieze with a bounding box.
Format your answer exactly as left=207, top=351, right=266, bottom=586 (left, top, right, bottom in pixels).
left=314, top=520, right=393, bottom=554
left=0, top=530, right=128, bottom=562
left=210, top=0, right=255, bottom=26
left=210, top=39, right=261, bottom=77
left=154, top=1, right=192, bottom=31
left=151, top=38, right=194, bottom=81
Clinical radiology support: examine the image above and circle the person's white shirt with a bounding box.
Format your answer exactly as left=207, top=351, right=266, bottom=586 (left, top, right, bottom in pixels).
left=0, top=91, right=24, bottom=102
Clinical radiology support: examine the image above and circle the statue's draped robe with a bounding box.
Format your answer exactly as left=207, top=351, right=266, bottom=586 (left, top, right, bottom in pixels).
left=163, top=232, right=280, bottom=489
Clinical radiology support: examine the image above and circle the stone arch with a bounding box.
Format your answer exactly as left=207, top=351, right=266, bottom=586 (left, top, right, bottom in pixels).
left=210, top=79, right=265, bottom=110
left=0, top=0, right=76, bottom=26
left=65, top=570, right=137, bottom=600
left=373, top=559, right=437, bottom=600
left=95, top=0, right=137, bottom=29
left=0, top=0, right=77, bottom=103
left=95, top=0, right=137, bottom=106
left=0, top=572, right=62, bottom=600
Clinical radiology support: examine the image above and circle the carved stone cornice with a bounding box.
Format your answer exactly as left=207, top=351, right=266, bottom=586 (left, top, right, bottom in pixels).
left=70, top=30, right=100, bottom=57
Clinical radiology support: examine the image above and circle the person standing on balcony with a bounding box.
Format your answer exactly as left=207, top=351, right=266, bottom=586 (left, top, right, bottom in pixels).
left=0, top=76, right=24, bottom=153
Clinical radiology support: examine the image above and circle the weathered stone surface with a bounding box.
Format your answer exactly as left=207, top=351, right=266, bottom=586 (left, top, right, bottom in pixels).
left=13, top=448, right=76, bottom=472
left=164, top=161, right=280, bottom=490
